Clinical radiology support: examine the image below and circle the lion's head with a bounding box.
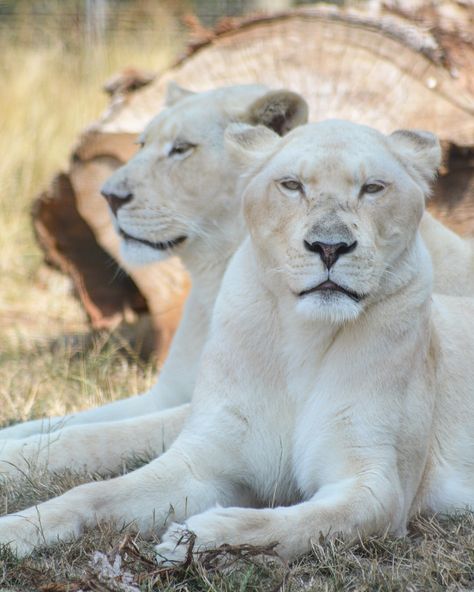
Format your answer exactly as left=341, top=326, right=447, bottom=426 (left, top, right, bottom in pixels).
left=227, top=120, right=441, bottom=323
left=101, top=84, right=308, bottom=268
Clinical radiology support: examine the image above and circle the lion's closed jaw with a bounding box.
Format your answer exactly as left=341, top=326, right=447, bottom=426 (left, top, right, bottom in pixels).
left=119, top=228, right=187, bottom=251
left=298, top=279, right=363, bottom=303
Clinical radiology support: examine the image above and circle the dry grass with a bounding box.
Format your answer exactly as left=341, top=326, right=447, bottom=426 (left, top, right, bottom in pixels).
left=0, top=475, right=473, bottom=592
left=1, top=7, right=474, bottom=592
left=0, top=9, right=180, bottom=423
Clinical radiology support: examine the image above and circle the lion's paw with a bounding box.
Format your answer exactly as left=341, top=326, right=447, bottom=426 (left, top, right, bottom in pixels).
left=0, top=515, right=37, bottom=557
left=155, top=523, right=192, bottom=565
left=155, top=507, right=270, bottom=566
left=155, top=509, right=231, bottom=565
left=0, top=440, right=29, bottom=480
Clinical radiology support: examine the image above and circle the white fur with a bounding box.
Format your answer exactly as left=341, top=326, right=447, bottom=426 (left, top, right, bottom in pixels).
left=0, top=85, right=308, bottom=477
left=1, top=121, right=474, bottom=562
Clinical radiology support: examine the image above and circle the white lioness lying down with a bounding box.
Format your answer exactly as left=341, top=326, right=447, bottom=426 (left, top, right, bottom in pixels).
left=1, top=84, right=307, bottom=437
left=1, top=84, right=474, bottom=484
left=0, top=84, right=309, bottom=475
left=1, top=120, right=474, bottom=560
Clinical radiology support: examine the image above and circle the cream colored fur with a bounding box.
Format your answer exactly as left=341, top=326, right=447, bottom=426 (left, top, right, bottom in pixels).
left=0, top=84, right=308, bottom=476
left=0, top=84, right=473, bottom=481
left=420, top=212, right=474, bottom=295
left=1, top=120, right=474, bottom=560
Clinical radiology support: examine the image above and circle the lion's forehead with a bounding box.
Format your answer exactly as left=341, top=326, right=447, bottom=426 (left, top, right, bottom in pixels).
left=144, top=85, right=269, bottom=144
left=271, top=122, right=397, bottom=184
left=144, top=109, right=208, bottom=144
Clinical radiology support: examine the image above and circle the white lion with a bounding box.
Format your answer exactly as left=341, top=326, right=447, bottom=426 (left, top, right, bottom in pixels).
left=1, top=83, right=473, bottom=480
left=1, top=120, right=474, bottom=561
left=0, top=84, right=309, bottom=475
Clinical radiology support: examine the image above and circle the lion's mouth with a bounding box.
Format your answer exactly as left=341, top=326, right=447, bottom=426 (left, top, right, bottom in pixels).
left=119, top=229, right=187, bottom=251
left=298, top=280, right=362, bottom=302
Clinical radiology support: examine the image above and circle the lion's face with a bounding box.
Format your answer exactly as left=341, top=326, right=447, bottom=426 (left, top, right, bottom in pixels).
left=227, top=120, right=440, bottom=323
left=101, top=84, right=308, bottom=267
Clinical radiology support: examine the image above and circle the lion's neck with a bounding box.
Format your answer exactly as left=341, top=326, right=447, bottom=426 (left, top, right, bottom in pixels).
left=181, top=207, right=247, bottom=303
left=369, top=234, right=432, bottom=319
left=151, top=234, right=244, bottom=407
left=187, top=250, right=235, bottom=308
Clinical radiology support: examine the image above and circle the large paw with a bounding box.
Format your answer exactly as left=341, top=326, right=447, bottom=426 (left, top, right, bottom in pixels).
left=0, top=515, right=39, bottom=557
left=155, top=523, right=191, bottom=566
left=0, top=432, right=64, bottom=480
left=0, top=440, right=29, bottom=479
left=155, top=507, right=276, bottom=565
left=0, top=436, right=51, bottom=480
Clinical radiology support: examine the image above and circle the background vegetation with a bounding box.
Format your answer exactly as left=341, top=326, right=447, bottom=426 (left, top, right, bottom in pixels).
left=0, top=1, right=183, bottom=426
left=0, top=1, right=473, bottom=590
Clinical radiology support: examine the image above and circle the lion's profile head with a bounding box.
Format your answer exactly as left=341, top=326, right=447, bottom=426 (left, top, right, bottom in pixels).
left=227, top=120, right=441, bottom=323
left=101, top=84, right=308, bottom=268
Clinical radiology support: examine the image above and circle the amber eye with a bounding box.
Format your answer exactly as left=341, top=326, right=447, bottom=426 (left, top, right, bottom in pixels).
left=280, top=179, right=303, bottom=192
left=363, top=182, right=385, bottom=194
left=169, top=142, right=195, bottom=156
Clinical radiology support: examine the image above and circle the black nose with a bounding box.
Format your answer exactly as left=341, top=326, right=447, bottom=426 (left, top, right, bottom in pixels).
left=101, top=189, right=133, bottom=215
left=304, top=240, right=358, bottom=270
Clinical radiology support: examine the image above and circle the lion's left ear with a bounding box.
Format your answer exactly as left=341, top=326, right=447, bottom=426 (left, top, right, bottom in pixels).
left=245, top=90, right=309, bottom=136
left=165, top=82, right=196, bottom=107
left=389, top=129, right=442, bottom=185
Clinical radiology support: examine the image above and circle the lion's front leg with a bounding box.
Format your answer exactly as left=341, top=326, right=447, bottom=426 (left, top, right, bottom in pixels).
left=156, top=472, right=405, bottom=563
left=0, top=441, right=244, bottom=556
left=0, top=388, right=164, bottom=439
left=0, top=405, right=190, bottom=479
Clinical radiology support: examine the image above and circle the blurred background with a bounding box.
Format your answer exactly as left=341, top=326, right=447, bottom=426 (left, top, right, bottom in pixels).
left=0, top=0, right=186, bottom=424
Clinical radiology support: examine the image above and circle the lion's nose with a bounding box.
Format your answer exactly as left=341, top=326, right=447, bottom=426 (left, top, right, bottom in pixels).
left=101, top=188, right=133, bottom=215
left=303, top=240, right=358, bottom=270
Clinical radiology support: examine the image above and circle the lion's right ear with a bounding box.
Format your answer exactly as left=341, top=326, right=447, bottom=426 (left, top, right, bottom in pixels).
left=389, top=129, right=442, bottom=187
left=165, top=82, right=196, bottom=106
left=245, top=90, right=309, bottom=136
left=225, top=123, right=281, bottom=168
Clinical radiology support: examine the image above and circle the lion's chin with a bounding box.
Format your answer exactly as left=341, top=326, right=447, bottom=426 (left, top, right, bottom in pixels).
left=118, top=230, right=188, bottom=267
left=295, top=290, right=363, bottom=324
left=119, top=229, right=187, bottom=251
left=120, top=240, right=174, bottom=267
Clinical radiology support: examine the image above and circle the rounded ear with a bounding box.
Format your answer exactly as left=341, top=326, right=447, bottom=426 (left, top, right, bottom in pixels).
left=389, top=129, right=442, bottom=186
left=245, top=90, right=308, bottom=136
left=225, top=123, right=281, bottom=168
left=165, top=82, right=196, bottom=107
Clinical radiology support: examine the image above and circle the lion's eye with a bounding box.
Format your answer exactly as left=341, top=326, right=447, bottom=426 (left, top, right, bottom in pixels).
left=280, top=179, right=303, bottom=192
left=362, top=182, right=385, bottom=194
left=169, top=142, right=195, bottom=157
